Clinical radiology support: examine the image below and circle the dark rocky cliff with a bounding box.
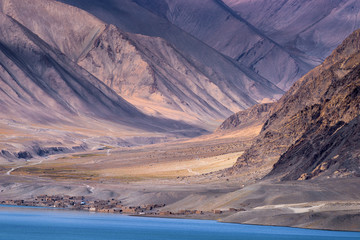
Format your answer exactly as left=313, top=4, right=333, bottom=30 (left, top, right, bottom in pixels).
left=231, top=29, right=360, bottom=180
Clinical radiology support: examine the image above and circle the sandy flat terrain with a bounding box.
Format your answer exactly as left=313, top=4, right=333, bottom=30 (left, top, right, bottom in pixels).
left=0, top=133, right=359, bottom=232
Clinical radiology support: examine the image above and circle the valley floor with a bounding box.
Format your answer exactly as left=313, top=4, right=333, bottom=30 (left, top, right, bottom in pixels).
left=0, top=134, right=359, bottom=232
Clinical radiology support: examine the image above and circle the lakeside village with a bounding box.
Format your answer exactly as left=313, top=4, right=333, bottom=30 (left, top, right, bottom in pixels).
left=0, top=195, right=245, bottom=216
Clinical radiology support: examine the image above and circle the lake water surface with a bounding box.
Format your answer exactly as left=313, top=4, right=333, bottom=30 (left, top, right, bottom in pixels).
left=0, top=205, right=359, bottom=240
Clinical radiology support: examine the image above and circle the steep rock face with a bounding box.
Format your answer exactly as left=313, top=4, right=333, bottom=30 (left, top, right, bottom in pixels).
left=232, top=29, right=360, bottom=179
left=267, top=49, right=360, bottom=180
left=269, top=116, right=360, bottom=180
left=216, top=103, right=274, bottom=132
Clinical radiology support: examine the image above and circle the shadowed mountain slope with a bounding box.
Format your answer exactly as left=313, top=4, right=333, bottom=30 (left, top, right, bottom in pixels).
left=133, top=0, right=308, bottom=90
left=133, top=0, right=360, bottom=90
left=225, top=0, right=360, bottom=89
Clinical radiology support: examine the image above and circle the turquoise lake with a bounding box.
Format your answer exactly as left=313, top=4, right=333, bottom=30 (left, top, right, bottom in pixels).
left=0, top=206, right=359, bottom=240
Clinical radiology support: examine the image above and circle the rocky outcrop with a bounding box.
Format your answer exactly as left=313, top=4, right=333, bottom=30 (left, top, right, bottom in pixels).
left=270, top=116, right=360, bottom=180
left=0, top=145, right=87, bottom=161
left=231, top=29, right=360, bottom=180
left=16, top=151, right=32, bottom=159
left=216, top=103, right=274, bottom=132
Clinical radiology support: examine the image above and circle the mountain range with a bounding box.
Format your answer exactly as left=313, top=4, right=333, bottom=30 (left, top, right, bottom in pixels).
left=123, top=0, right=360, bottom=90
left=0, top=0, right=283, bottom=157
left=0, top=0, right=358, bottom=182
left=0, top=0, right=359, bottom=231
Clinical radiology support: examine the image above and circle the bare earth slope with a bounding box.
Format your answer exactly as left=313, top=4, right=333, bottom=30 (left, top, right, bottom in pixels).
left=133, top=0, right=309, bottom=90
left=78, top=25, right=268, bottom=128
left=57, top=0, right=284, bottom=121
left=226, top=0, right=360, bottom=62
left=0, top=0, right=210, bottom=159
left=225, top=0, right=360, bottom=89
left=131, top=0, right=360, bottom=90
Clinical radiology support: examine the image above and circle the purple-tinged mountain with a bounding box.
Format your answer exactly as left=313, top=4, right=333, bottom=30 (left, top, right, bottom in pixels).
left=133, top=0, right=360, bottom=90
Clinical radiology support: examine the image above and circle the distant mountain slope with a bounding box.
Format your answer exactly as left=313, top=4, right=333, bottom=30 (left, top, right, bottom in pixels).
left=132, top=0, right=360, bottom=90
left=132, top=0, right=304, bottom=90
left=56, top=0, right=284, bottom=124
left=231, top=29, right=360, bottom=180
left=77, top=25, right=271, bottom=128
left=224, top=0, right=360, bottom=88
left=0, top=0, right=210, bottom=158
left=0, top=0, right=284, bottom=159
left=216, top=103, right=274, bottom=132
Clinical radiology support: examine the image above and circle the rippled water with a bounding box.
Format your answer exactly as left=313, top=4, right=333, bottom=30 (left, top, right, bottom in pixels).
left=0, top=205, right=359, bottom=240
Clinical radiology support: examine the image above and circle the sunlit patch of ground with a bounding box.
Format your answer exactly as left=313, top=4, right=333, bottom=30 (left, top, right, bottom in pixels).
left=8, top=151, right=243, bottom=181
left=1, top=119, right=256, bottom=182
left=96, top=151, right=243, bottom=179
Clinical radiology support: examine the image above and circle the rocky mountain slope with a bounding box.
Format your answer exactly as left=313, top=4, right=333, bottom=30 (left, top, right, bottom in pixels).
left=216, top=103, right=274, bottom=132
left=77, top=26, right=274, bottom=128
left=0, top=0, right=284, bottom=159
left=133, top=0, right=360, bottom=90
left=225, top=0, right=360, bottom=62
left=56, top=0, right=284, bottom=123
left=0, top=0, right=214, bottom=158
left=231, top=29, right=360, bottom=181
left=19, top=0, right=283, bottom=130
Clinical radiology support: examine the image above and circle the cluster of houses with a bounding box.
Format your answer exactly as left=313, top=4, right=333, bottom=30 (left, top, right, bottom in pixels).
left=0, top=195, right=163, bottom=214
left=0, top=195, right=245, bottom=216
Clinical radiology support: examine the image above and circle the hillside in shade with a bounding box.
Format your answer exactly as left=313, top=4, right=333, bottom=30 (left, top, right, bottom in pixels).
left=216, top=103, right=274, bottom=132
left=133, top=0, right=360, bottom=90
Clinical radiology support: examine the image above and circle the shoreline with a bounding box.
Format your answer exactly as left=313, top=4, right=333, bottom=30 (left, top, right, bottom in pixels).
left=1, top=202, right=360, bottom=233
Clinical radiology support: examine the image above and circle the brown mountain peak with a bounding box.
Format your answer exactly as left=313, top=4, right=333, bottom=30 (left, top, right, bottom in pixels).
left=230, top=28, right=360, bottom=181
